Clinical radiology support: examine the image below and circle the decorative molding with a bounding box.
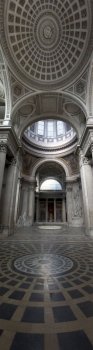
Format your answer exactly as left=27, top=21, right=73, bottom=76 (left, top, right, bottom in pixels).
left=64, top=68, right=89, bottom=103
left=9, top=71, right=34, bottom=106
left=79, top=126, right=93, bottom=157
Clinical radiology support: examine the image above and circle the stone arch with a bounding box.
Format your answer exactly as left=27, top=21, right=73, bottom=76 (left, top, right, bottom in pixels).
left=11, top=91, right=87, bottom=142
left=31, top=158, right=70, bottom=179
left=11, top=90, right=87, bottom=121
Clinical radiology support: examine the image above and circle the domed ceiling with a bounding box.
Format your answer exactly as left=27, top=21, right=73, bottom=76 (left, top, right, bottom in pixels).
left=0, top=0, right=93, bottom=89
left=24, top=119, right=76, bottom=149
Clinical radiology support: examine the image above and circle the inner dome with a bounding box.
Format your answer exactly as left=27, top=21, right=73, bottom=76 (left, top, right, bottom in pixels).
left=23, top=119, right=76, bottom=149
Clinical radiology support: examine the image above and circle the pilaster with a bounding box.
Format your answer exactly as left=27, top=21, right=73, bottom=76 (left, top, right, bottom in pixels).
left=28, top=180, right=36, bottom=225
left=1, top=152, right=21, bottom=235
left=0, top=142, right=7, bottom=200
left=79, top=150, right=93, bottom=230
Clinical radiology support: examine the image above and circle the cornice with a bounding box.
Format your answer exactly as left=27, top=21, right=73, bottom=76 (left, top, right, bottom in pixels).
left=0, top=125, right=21, bottom=156
left=22, top=137, right=78, bottom=159
left=79, top=124, right=93, bottom=156
left=66, top=174, right=80, bottom=183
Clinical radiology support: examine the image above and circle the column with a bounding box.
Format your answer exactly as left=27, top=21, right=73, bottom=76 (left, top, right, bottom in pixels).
left=14, top=177, right=21, bottom=223
left=62, top=198, right=66, bottom=222
left=0, top=142, right=7, bottom=200
left=79, top=151, right=93, bottom=230
left=46, top=198, right=48, bottom=222
left=91, top=144, right=93, bottom=178
left=21, top=183, right=28, bottom=218
left=2, top=156, right=20, bottom=234
left=36, top=196, right=39, bottom=222
left=28, top=181, right=36, bottom=225
left=91, top=144, right=93, bottom=160
left=54, top=199, right=56, bottom=222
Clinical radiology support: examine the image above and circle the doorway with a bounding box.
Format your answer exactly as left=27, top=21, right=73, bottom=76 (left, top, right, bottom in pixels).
left=48, top=199, right=54, bottom=222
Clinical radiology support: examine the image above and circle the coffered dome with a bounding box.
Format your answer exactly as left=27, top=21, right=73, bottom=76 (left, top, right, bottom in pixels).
left=1, top=0, right=93, bottom=89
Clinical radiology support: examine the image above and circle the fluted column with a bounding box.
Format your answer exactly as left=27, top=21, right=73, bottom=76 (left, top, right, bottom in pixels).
left=14, top=176, right=21, bottom=223
left=21, top=183, right=28, bottom=218
left=0, top=142, right=7, bottom=200
left=28, top=181, right=36, bottom=225
left=79, top=151, right=93, bottom=230
left=2, top=155, right=20, bottom=234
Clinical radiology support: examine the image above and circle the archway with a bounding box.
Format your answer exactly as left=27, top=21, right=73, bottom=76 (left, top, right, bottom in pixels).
left=33, top=160, right=67, bottom=224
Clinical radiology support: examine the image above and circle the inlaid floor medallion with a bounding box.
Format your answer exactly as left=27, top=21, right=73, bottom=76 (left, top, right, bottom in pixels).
left=14, top=254, right=73, bottom=277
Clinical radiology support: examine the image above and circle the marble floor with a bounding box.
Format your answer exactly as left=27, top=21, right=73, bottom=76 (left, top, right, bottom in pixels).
left=0, top=226, right=93, bottom=350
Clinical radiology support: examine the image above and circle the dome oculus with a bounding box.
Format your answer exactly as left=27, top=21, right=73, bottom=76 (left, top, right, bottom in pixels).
left=23, top=119, right=76, bottom=149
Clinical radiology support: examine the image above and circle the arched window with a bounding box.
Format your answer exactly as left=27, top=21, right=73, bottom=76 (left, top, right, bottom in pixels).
left=57, top=121, right=64, bottom=135
left=40, top=179, right=62, bottom=191
left=38, top=121, right=44, bottom=135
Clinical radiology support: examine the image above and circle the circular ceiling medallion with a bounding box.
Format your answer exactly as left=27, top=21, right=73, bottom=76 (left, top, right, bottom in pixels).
left=43, top=26, right=53, bottom=39
left=19, top=104, right=34, bottom=115
left=35, top=13, right=60, bottom=50
left=64, top=103, right=81, bottom=115
left=14, top=253, right=74, bottom=276
left=1, top=0, right=93, bottom=89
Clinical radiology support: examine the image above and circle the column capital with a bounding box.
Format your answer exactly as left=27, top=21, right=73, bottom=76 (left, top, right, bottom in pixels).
left=20, top=177, right=36, bottom=191
left=79, top=149, right=89, bottom=167
left=0, top=142, right=7, bottom=153
left=80, top=155, right=89, bottom=167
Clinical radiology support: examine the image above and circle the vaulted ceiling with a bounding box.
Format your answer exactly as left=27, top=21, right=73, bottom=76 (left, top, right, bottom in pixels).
left=0, top=0, right=93, bottom=158
left=0, top=0, right=93, bottom=90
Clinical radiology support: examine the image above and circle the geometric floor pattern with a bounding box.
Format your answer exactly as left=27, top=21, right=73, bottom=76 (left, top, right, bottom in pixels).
left=0, top=226, right=93, bottom=350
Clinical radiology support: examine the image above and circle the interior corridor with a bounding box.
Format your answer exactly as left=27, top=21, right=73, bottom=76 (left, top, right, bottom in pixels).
left=0, top=226, right=93, bottom=350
